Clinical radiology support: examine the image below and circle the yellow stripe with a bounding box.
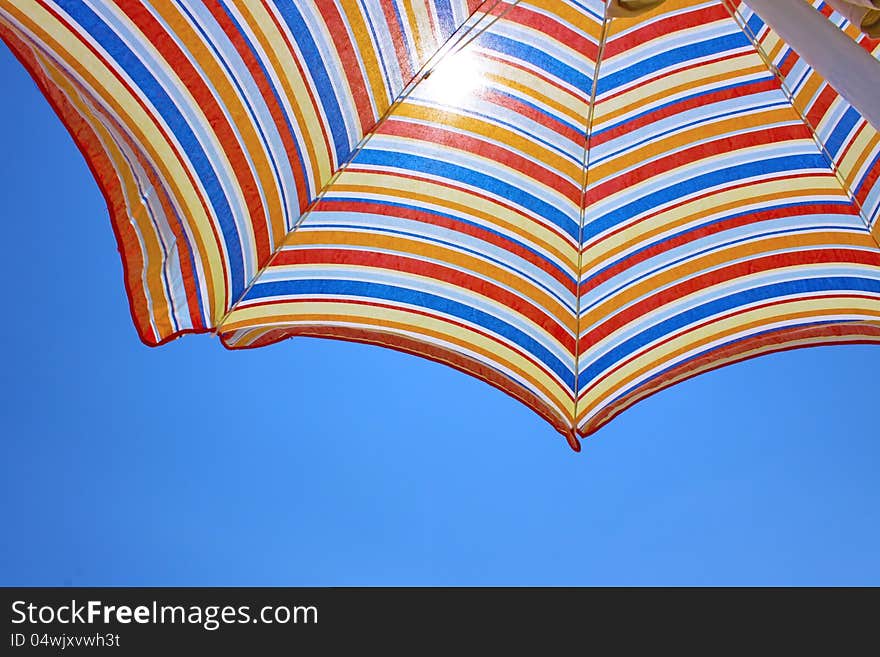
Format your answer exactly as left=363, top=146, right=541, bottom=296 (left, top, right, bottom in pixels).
left=224, top=300, right=577, bottom=415
left=279, top=229, right=577, bottom=332
left=578, top=297, right=880, bottom=422
left=320, top=169, right=580, bottom=265
left=7, top=1, right=226, bottom=319
left=583, top=231, right=880, bottom=330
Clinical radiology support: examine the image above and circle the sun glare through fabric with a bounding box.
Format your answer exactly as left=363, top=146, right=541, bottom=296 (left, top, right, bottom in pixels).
left=421, top=49, right=486, bottom=103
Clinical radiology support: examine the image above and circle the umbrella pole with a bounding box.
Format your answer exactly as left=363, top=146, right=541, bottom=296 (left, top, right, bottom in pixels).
left=744, top=0, right=880, bottom=132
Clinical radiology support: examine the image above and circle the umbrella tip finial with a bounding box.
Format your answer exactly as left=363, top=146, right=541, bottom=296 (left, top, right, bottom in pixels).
left=566, top=431, right=582, bottom=453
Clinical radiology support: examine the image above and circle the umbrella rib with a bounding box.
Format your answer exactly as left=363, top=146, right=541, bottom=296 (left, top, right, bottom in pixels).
left=216, top=0, right=523, bottom=331
left=721, top=0, right=880, bottom=252
left=573, top=6, right=611, bottom=433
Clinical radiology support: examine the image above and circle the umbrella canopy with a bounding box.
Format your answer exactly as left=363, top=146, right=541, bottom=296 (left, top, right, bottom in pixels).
left=2, top=0, right=878, bottom=450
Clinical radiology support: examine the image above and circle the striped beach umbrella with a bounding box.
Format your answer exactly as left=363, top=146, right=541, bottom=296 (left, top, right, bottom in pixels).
left=2, top=0, right=879, bottom=450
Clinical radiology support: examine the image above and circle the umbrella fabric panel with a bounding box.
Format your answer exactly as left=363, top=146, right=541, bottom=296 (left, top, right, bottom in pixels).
left=575, top=0, right=880, bottom=435
left=0, top=6, right=212, bottom=343
left=221, top=0, right=607, bottom=439
left=0, top=0, right=487, bottom=344
left=5, top=0, right=880, bottom=444
left=732, top=0, right=880, bottom=237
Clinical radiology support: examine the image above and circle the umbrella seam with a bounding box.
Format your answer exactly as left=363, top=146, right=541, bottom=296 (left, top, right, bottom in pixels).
left=574, top=5, right=612, bottom=434
left=216, top=0, right=523, bottom=332
left=722, top=0, right=880, bottom=252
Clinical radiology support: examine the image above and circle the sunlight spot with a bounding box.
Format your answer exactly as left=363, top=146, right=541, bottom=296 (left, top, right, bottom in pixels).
left=421, top=49, right=486, bottom=103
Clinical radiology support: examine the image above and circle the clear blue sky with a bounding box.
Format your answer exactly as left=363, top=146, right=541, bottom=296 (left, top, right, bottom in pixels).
left=1, top=42, right=878, bottom=586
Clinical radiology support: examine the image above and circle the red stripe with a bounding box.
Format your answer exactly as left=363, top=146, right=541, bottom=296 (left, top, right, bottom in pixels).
left=507, top=4, right=599, bottom=61
left=81, top=82, right=208, bottom=332
left=589, top=124, right=812, bottom=199
left=260, top=0, right=337, bottom=184
left=118, top=2, right=272, bottom=264
left=580, top=202, right=859, bottom=294
left=580, top=324, right=880, bottom=437
left=604, top=4, right=731, bottom=58
left=38, top=0, right=231, bottom=312
left=805, top=84, right=838, bottom=128
left=232, top=295, right=577, bottom=398
left=381, top=1, right=413, bottom=83
left=592, top=77, right=783, bottom=149
left=579, top=248, right=880, bottom=350
left=599, top=49, right=754, bottom=108
left=480, top=84, right=584, bottom=145
left=30, top=1, right=232, bottom=321
left=776, top=48, right=797, bottom=79
left=855, top=149, right=880, bottom=210
left=205, top=0, right=311, bottom=214
left=315, top=0, right=378, bottom=134
left=314, top=195, right=577, bottom=292
left=273, top=247, right=575, bottom=348
left=582, top=171, right=845, bottom=250
left=579, top=290, right=880, bottom=402
left=380, top=118, right=580, bottom=202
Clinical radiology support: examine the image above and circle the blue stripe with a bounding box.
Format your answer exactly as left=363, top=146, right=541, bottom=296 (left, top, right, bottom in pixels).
left=246, top=279, right=576, bottom=387
left=597, top=33, right=751, bottom=95
left=824, top=106, right=860, bottom=157
left=273, top=1, right=352, bottom=165
left=178, top=3, right=293, bottom=232
left=579, top=276, right=880, bottom=385
left=479, top=33, right=594, bottom=92
left=580, top=221, right=858, bottom=314
left=746, top=13, right=765, bottom=37
left=491, top=89, right=588, bottom=147
left=434, top=0, right=455, bottom=35
left=361, top=5, right=396, bottom=100
left=590, top=81, right=781, bottom=146
left=57, top=0, right=245, bottom=295
left=854, top=150, right=880, bottom=198
left=776, top=49, right=794, bottom=74
left=214, top=2, right=307, bottom=215
left=600, top=318, right=865, bottom=412
left=314, top=197, right=577, bottom=284
left=308, top=213, right=577, bottom=310
left=411, top=95, right=584, bottom=165
left=356, top=150, right=580, bottom=239
left=583, top=154, right=829, bottom=240
left=585, top=203, right=853, bottom=287
left=311, top=222, right=577, bottom=311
